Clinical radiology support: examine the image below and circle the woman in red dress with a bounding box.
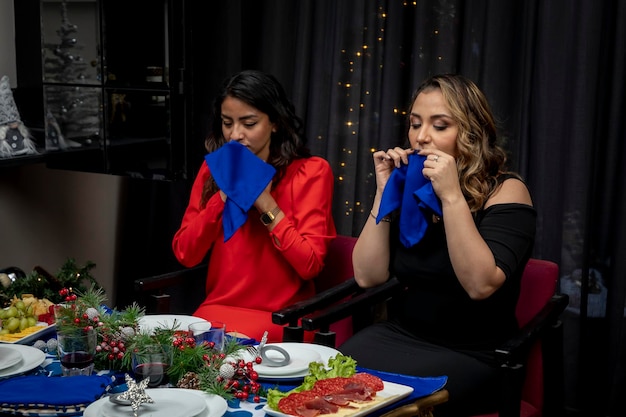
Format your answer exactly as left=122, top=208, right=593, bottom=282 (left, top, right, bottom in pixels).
left=173, top=70, right=336, bottom=342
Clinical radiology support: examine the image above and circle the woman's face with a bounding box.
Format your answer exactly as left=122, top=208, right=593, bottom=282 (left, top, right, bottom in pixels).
left=221, top=96, right=275, bottom=162
left=408, top=89, right=459, bottom=157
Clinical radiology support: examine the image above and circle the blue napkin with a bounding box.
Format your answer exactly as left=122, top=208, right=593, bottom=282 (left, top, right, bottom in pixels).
left=0, top=374, right=113, bottom=407
left=205, top=141, right=276, bottom=241
left=377, top=153, right=442, bottom=247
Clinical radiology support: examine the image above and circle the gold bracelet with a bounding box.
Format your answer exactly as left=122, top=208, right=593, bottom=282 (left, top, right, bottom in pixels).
left=370, top=210, right=391, bottom=222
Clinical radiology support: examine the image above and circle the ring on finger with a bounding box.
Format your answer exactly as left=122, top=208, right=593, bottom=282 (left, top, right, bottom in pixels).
left=433, top=155, right=439, bottom=162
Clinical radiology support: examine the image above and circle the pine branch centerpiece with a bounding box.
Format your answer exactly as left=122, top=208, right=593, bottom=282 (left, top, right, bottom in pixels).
left=51, top=286, right=264, bottom=402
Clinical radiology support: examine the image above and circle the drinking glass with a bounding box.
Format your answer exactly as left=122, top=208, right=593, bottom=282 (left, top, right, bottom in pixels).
left=56, top=328, right=97, bottom=376
left=188, top=321, right=226, bottom=351
left=131, top=344, right=173, bottom=387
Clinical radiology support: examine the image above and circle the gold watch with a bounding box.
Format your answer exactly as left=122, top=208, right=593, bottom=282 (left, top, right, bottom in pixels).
left=260, top=207, right=281, bottom=226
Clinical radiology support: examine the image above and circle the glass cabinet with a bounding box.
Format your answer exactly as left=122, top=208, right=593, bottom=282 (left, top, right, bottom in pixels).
left=40, top=0, right=186, bottom=180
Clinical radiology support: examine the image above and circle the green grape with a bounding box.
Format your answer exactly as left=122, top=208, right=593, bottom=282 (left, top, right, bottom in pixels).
left=5, top=317, right=19, bottom=332
left=27, top=317, right=37, bottom=327
left=0, top=309, right=6, bottom=319
left=5, top=306, right=17, bottom=318
left=14, top=300, right=26, bottom=312
left=19, top=317, right=29, bottom=331
left=0, top=328, right=9, bottom=335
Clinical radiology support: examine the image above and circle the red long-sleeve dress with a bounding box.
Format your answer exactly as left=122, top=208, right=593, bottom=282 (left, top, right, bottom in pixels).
left=172, top=156, right=336, bottom=342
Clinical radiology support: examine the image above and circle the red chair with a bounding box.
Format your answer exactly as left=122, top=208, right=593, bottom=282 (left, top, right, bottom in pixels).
left=471, top=259, right=568, bottom=417
left=274, top=258, right=568, bottom=417
left=273, top=235, right=357, bottom=346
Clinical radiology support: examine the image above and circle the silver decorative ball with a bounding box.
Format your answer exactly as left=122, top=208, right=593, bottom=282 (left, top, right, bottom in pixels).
left=46, top=338, right=58, bottom=353
left=219, top=363, right=235, bottom=379
left=119, top=326, right=135, bottom=340
left=33, top=340, right=47, bottom=351
left=86, top=307, right=99, bottom=320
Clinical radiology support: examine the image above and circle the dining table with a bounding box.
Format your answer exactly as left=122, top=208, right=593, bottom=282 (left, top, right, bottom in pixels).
left=0, top=320, right=448, bottom=417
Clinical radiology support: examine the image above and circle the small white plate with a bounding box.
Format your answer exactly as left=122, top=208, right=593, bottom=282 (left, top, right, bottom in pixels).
left=138, top=315, right=209, bottom=334
left=263, top=380, right=414, bottom=417
left=0, top=345, right=22, bottom=370
left=0, top=344, right=46, bottom=379
left=248, top=343, right=342, bottom=381
left=252, top=344, right=322, bottom=377
left=83, top=389, right=227, bottom=417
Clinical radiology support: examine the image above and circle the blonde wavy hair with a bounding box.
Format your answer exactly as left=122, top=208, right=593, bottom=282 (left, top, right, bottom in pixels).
left=410, top=74, right=517, bottom=212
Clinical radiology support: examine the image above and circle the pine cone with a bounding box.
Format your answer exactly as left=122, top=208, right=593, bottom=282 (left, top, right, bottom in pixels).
left=177, top=371, right=200, bottom=390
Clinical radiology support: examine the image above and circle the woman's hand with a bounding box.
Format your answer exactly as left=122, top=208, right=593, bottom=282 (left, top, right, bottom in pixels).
left=253, top=181, right=274, bottom=211
left=418, top=149, right=463, bottom=205
left=373, top=147, right=414, bottom=193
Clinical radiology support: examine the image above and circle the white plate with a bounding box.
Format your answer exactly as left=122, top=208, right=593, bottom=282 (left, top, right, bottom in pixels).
left=263, top=380, right=414, bottom=417
left=0, top=344, right=46, bottom=378
left=0, top=345, right=23, bottom=370
left=138, top=315, right=209, bottom=334
left=83, top=389, right=227, bottom=417
left=100, top=388, right=206, bottom=417
left=250, top=344, right=322, bottom=377
left=251, top=343, right=341, bottom=380
left=0, top=323, right=56, bottom=345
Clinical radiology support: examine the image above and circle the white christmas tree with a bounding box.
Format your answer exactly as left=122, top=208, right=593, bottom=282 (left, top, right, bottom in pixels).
left=42, top=0, right=100, bottom=149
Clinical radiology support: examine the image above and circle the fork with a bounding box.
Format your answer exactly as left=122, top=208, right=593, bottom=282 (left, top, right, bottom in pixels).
left=246, top=330, right=268, bottom=358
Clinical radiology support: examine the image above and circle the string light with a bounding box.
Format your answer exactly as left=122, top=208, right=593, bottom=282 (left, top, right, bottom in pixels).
left=334, top=1, right=449, bottom=225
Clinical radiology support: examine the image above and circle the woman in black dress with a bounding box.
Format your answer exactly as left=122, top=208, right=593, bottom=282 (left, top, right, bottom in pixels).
left=340, top=74, right=536, bottom=416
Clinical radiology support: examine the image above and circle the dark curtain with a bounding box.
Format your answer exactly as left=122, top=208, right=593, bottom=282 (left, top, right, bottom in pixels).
left=185, top=1, right=625, bottom=415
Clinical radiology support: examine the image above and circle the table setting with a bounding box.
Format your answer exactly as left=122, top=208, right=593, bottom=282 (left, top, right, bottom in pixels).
left=0, top=279, right=447, bottom=417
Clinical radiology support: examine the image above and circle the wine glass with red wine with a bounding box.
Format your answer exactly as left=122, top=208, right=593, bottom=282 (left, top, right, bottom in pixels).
left=57, top=328, right=97, bottom=376
left=132, top=344, right=173, bottom=387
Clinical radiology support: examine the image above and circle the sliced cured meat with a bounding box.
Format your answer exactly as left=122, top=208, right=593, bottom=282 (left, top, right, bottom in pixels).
left=295, top=407, right=321, bottom=417
left=278, top=373, right=384, bottom=416
left=351, top=373, right=384, bottom=391
left=311, top=377, right=352, bottom=395
left=279, top=391, right=319, bottom=416
left=324, top=392, right=370, bottom=405
left=301, top=396, right=340, bottom=414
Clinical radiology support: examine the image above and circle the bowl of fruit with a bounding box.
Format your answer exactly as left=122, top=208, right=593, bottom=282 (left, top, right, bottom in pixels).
left=0, top=295, right=55, bottom=344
